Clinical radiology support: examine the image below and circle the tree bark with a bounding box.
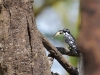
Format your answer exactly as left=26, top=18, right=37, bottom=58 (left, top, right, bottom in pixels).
left=78, top=0, right=100, bottom=75
left=0, top=0, right=50, bottom=75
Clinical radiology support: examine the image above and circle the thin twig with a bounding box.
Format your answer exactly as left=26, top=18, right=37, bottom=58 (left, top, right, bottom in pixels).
left=51, top=72, right=59, bottom=75
left=56, top=47, right=79, bottom=57
left=48, top=53, right=54, bottom=68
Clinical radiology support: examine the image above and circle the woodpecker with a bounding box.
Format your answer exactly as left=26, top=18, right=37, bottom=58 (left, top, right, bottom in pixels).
left=53, top=28, right=79, bottom=56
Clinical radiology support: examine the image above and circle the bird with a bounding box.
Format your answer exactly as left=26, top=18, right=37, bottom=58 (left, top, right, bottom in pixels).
left=53, top=28, right=79, bottom=56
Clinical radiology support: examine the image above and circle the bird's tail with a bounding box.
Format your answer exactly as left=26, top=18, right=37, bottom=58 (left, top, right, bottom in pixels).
left=75, top=49, right=80, bottom=57
left=71, top=49, right=80, bottom=57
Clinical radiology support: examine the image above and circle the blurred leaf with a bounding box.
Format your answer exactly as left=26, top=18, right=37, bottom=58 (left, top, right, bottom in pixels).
left=69, top=57, right=79, bottom=67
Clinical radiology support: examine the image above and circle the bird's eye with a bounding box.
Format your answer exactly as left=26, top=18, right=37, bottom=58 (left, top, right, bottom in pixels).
left=59, top=30, right=63, bottom=34
left=60, top=31, right=63, bottom=34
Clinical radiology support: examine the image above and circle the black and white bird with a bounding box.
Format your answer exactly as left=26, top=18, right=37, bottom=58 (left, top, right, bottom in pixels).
left=53, top=28, right=79, bottom=56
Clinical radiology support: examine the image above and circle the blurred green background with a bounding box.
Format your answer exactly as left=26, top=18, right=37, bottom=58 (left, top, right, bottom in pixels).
left=33, top=0, right=80, bottom=75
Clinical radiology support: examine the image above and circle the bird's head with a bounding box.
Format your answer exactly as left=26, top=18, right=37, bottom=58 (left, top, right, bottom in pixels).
left=63, top=29, right=70, bottom=34
left=53, top=29, right=70, bottom=38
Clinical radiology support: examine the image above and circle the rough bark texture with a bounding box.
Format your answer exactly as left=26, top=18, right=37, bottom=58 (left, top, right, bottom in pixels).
left=78, top=0, right=100, bottom=75
left=0, top=0, right=50, bottom=75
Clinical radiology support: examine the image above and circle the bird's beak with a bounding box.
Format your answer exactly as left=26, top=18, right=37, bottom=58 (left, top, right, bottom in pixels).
left=53, top=31, right=61, bottom=38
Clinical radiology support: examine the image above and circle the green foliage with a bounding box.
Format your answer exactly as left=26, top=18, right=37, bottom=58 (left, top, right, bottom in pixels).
left=69, top=57, right=79, bottom=67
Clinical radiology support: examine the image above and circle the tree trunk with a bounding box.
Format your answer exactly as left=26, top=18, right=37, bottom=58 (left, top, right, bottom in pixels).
left=0, top=0, right=50, bottom=75
left=78, top=0, right=100, bottom=75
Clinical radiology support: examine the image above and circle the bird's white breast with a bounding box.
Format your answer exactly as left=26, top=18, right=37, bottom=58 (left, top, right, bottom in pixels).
left=64, top=32, right=72, bottom=39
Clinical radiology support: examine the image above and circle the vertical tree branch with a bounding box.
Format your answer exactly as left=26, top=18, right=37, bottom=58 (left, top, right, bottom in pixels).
left=0, top=0, right=51, bottom=75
